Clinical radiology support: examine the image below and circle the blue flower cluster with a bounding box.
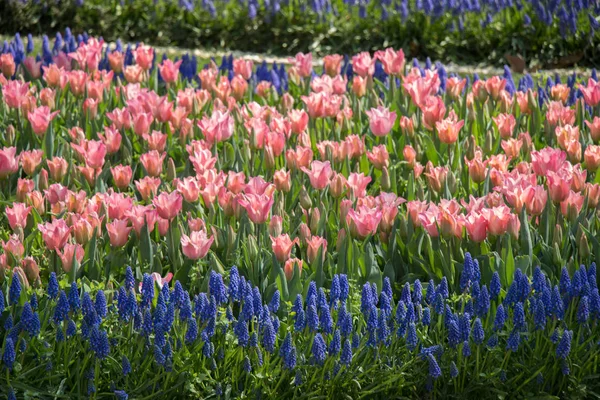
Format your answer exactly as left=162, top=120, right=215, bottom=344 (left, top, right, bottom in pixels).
left=0, top=30, right=597, bottom=110
left=0, top=255, right=598, bottom=397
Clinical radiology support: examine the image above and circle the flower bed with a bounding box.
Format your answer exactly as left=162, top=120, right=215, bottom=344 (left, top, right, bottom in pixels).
left=0, top=30, right=600, bottom=396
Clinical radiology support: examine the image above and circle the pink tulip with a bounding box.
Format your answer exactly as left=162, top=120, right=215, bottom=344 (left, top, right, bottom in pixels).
left=2, top=235, right=24, bottom=261
left=560, top=190, right=585, bottom=217
left=237, top=193, right=274, bottom=224
left=580, top=79, right=600, bottom=107
left=493, top=113, right=516, bottom=139
left=98, top=125, right=122, bottom=154
left=47, top=157, right=68, bottom=182
left=20, top=149, right=43, bottom=176
left=2, top=80, right=30, bottom=109
left=531, top=147, right=566, bottom=176
left=6, top=203, right=31, bottom=231
left=346, top=172, right=372, bottom=199
left=585, top=145, right=600, bottom=171
left=106, top=219, right=132, bottom=247
left=108, top=51, right=124, bottom=73
left=424, top=162, right=449, bottom=193
left=289, top=109, right=309, bottom=134
left=420, top=96, right=446, bottom=131
left=501, top=138, right=523, bottom=159
left=0, top=147, right=19, bottom=179
left=27, top=106, right=59, bottom=136
left=273, top=169, right=291, bottom=192
left=140, top=150, right=166, bottom=177
left=132, top=112, right=153, bottom=137
left=158, top=59, right=183, bottom=84
left=367, top=145, right=390, bottom=170
left=153, top=191, right=183, bottom=220
left=546, top=171, right=571, bottom=203
left=268, top=216, right=283, bottom=237
left=0, top=53, right=16, bottom=78
left=301, top=160, right=333, bottom=190
left=585, top=117, right=600, bottom=142
left=233, top=59, right=253, bottom=80
left=135, top=176, right=162, bottom=200
left=586, top=183, right=600, bottom=209
left=446, top=77, right=467, bottom=99
left=352, top=52, right=375, bottom=77
left=323, top=54, right=344, bottom=77
left=365, top=106, right=397, bottom=137
left=23, top=56, right=42, bottom=79
left=436, top=110, right=464, bottom=144
left=181, top=229, right=214, bottom=259
left=176, top=177, right=201, bottom=202
left=271, top=234, right=298, bottom=263
left=133, top=44, right=154, bottom=71
left=347, top=205, right=382, bottom=239
left=507, top=213, right=520, bottom=240
left=292, top=52, right=313, bottom=78
left=484, top=76, right=507, bottom=100
left=105, top=191, right=134, bottom=220
left=375, top=48, right=405, bottom=76
left=197, top=110, right=234, bottom=144
left=481, top=205, right=512, bottom=236
left=284, top=258, right=303, bottom=281
left=352, top=76, right=368, bottom=97
left=111, top=165, right=133, bottom=190
left=38, top=219, right=71, bottom=251
left=546, top=101, right=575, bottom=128
left=306, top=235, right=327, bottom=264
left=57, top=243, right=85, bottom=273
left=465, top=211, right=488, bottom=242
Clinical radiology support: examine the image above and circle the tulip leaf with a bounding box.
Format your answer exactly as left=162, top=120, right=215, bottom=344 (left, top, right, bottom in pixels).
left=421, top=134, right=439, bottom=165
left=140, top=224, right=154, bottom=272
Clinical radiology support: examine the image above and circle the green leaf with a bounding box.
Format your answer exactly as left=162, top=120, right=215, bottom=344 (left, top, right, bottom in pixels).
left=421, top=134, right=439, bottom=165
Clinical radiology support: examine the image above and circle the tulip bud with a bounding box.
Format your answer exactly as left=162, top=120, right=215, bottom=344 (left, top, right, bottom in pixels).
left=446, top=171, right=457, bottom=195
left=227, top=225, right=237, bottom=250
left=465, top=135, right=477, bottom=161
left=273, top=193, right=285, bottom=217
left=552, top=243, right=562, bottom=265
left=417, top=184, right=425, bottom=201
left=247, top=234, right=258, bottom=261
left=336, top=228, right=346, bottom=253
left=98, top=201, right=108, bottom=222
left=398, top=213, right=408, bottom=239
left=508, top=214, right=520, bottom=240
left=212, top=226, right=224, bottom=251
left=309, top=207, right=321, bottom=234
left=576, top=224, right=585, bottom=244
left=381, top=166, right=391, bottom=192
left=580, top=233, right=590, bottom=260
left=22, top=257, right=39, bottom=286
left=281, top=93, right=294, bottom=113
left=243, top=140, right=252, bottom=163
left=6, top=125, right=15, bottom=145
left=340, top=199, right=352, bottom=223
left=330, top=173, right=346, bottom=198
left=12, top=266, right=29, bottom=289
left=299, top=186, right=312, bottom=209
left=483, top=130, right=494, bottom=154
left=121, top=145, right=132, bottom=167
left=166, top=158, right=176, bottom=182
left=299, top=222, right=311, bottom=245
left=553, top=224, right=563, bottom=248
left=379, top=231, right=389, bottom=244
left=105, top=280, right=114, bottom=303
left=527, top=89, right=538, bottom=112
left=38, top=168, right=49, bottom=191
left=265, top=146, right=275, bottom=170
left=269, top=216, right=283, bottom=237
